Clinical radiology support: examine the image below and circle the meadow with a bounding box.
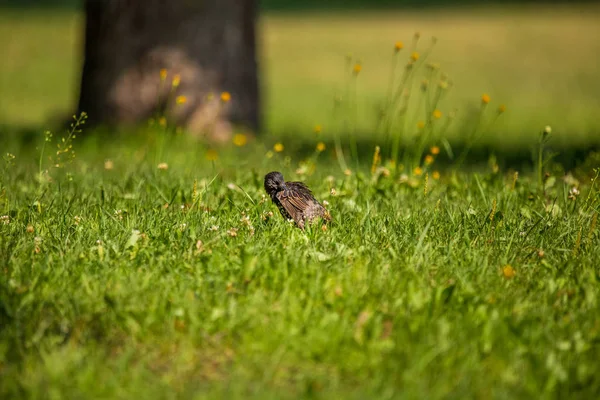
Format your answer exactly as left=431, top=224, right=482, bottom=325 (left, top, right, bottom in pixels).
left=1, top=4, right=600, bottom=399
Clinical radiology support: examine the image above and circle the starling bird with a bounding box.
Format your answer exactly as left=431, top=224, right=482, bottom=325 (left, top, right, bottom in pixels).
left=264, top=171, right=330, bottom=229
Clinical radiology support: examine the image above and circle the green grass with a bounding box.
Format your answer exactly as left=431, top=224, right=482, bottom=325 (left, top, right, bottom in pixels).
left=1, top=124, right=599, bottom=398
left=2, top=5, right=600, bottom=398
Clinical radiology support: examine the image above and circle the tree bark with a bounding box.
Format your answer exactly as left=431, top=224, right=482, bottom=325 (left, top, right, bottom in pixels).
left=77, top=0, right=259, bottom=139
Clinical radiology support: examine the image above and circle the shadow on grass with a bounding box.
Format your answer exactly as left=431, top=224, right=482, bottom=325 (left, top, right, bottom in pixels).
left=2, top=122, right=598, bottom=173
left=282, top=132, right=599, bottom=172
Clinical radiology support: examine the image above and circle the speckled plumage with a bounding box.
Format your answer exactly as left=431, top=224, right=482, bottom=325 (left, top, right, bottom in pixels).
left=264, top=171, right=330, bottom=229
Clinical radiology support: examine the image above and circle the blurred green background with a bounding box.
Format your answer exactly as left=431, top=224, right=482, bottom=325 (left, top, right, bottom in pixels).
left=1, top=0, right=599, bottom=157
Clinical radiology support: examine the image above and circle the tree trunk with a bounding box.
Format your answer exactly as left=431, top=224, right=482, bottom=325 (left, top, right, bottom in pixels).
left=77, top=0, right=259, bottom=139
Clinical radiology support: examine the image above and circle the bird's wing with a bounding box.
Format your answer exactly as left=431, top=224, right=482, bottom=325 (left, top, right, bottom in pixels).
left=275, top=183, right=314, bottom=226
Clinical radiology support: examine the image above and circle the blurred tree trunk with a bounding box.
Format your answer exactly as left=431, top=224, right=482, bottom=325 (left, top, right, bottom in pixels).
left=77, top=0, right=259, bottom=140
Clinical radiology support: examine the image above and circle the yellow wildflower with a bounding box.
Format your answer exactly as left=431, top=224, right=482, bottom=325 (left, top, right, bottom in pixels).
left=353, top=63, right=362, bottom=75
left=233, top=134, right=248, bottom=147
left=432, top=109, right=442, bottom=119
left=498, top=104, right=506, bottom=113
left=314, top=125, right=322, bottom=134
left=273, top=143, right=284, bottom=152
left=220, top=92, right=231, bottom=103
left=172, top=74, right=181, bottom=87
left=417, top=121, right=425, bottom=129
left=344, top=169, right=352, bottom=176
left=424, top=155, right=434, bottom=165
left=316, top=142, right=326, bottom=152
left=432, top=171, right=440, bottom=180
left=481, top=93, right=491, bottom=104
left=157, top=162, right=169, bottom=170
left=394, top=41, right=404, bottom=51
left=413, top=166, right=423, bottom=176
left=430, top=146, right=440, bottom=155
left=411, top=52, right=420, bottom=61
left=104, top=159, right=114, bottom=170
left=502, top=265, right=516, bottom=279
left=158, top=117, right=167, bottom=127
left=205, top=149, right=218, bottom=161
left=160, top=69, right=167, bottom=81
left=175, top=95, right=187, bottom=104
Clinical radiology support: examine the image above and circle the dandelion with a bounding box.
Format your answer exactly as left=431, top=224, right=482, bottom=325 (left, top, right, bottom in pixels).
left=498, top=104, right=506, bottom=113
left=175, top=95, right=187, bottom=105
left=316, top=142, right=326, bottom=152
left=233, top=134, right=248, bottom=147
left=104, top=159, right=114, bottom=170
left=481, top=93, right=491, bottom=104
left=424, top=155, right=434, bottom=165
left=26, top=225, right=34, bottom=233
left=417, top=121, right=425, bottom=129
left=157, top=162, right=169, bottom=170
left=172, top=74, right=181, bottom=87
left=158, top=117, right=167, bottom=127
left=205, top=149, right=218, bottom=161
left=160, top=69, right=167, bottom=81
left=353, top=63, right=362, bottom=75
left=430, top=146, right=440, bottom=155
left=273, top=143, right=284, bottom=153
left=544, top=125, right=552, bottom=135
left=394, top=41, right=404, bottom=51
left=220, top=91, right=231, bottom=103
left=432, top=171, right=440, bottom=180
left=413, top=166, right=423, bottom=176
left=314, top=125, right=322, bottom=134
left=502, top=265, right=516, bottom=279
left=432, top=109, right=442, bottom=119
left=411, top=52, right=420, bottom=61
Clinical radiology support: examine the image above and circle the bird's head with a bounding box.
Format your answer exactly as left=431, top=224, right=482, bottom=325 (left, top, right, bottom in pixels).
left=264, top=171, right=285, bottom=195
